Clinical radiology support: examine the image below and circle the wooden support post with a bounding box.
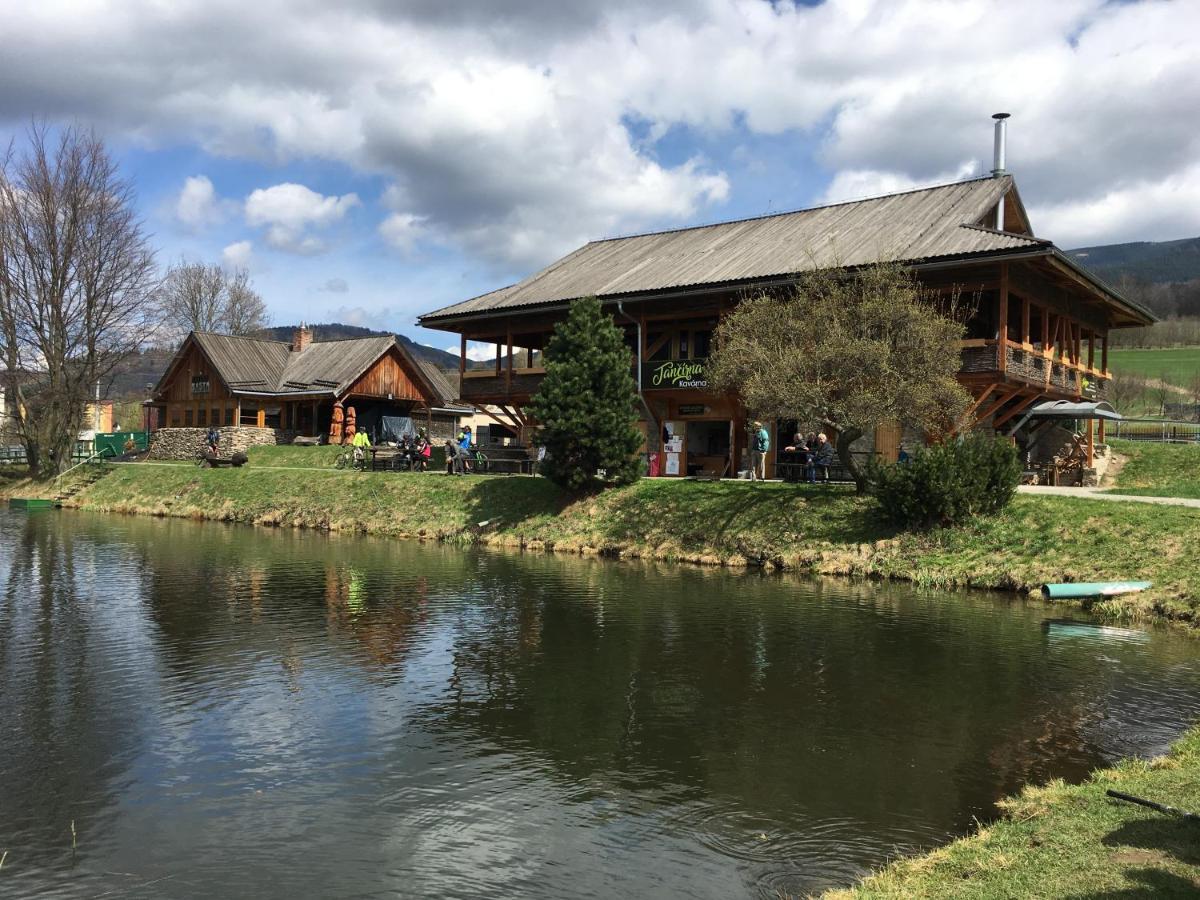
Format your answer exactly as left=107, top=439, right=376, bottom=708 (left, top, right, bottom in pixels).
left=1087, top=418, right=1094, bottom=467
left=494, top=341, right=501, bottom=376
left=1099, top=419, right=1106, bottom=443
left=1087, top=331, right=1095, bottom=371
left=998, top=263, right=1009, bottom=373
left=505, top=326, right=513, bottom=393
left=312, top=400, right=318, bottom=437
left=1021, top=296, right=1030, bottom=345
left=1101, top=332, right=1108, bottom=376
left=526, top=347, right=534, bottom=368
left=1041, top=306, right=1050, bottom=349
left=459, top=334, right=467, bottom=390
left=256, top=408, right=265, bottom=429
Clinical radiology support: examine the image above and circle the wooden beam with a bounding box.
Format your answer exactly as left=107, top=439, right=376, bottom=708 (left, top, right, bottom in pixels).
left=1087, top=417, right=1095, bottom=467
left=998, top=263, right=1009, bottom=373
left=993, top=392, right=1040, bottom=429
left=494, top=342, right=502, bottom=377
left=952, top=383, right=1000, bottom=434
left=1101, top=332, right=1109, bottom=375
left=1098, top=419, right=1106, bottom=443
left=1087, top=331, right=1095, bottom=371
left=975, top=388, right=1023, bottom=427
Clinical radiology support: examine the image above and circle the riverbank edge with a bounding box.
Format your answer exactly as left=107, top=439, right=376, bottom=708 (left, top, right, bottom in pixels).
left=824, top=722, right=1200, bottom=898
left=23, top=460, right=1199, bottom=629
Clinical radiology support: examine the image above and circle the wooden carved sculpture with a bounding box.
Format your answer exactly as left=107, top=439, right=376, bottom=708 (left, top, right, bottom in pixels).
left=344, top=406, right=357, bottom=446
left=330, top=400, right=344, bottom=445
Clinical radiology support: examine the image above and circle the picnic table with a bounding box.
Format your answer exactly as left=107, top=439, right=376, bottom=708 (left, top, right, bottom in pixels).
left=367, top=445, right=428, bottom=471
left=475, top=445, right=540, bottom=475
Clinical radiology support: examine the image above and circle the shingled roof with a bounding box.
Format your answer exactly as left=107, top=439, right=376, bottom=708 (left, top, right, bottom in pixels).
left=156, top=332, right=465, bottom=409
left=418, top=175, right=1151, bottom=325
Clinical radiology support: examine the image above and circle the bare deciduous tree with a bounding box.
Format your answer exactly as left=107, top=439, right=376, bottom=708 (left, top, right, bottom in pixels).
left=222, top=268, right=269, bottom=336
left=157, top=260, right=269, bottom=341
left=1103, top=370, right=1147, bottom=415
left=0, top=125, right=159, bottom=477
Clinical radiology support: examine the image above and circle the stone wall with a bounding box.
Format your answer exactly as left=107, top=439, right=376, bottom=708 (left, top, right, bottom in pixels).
left=148, top=426, right=294, bottom=460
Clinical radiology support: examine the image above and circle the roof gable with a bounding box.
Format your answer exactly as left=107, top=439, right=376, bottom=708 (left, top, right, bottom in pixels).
left=155, top=331, right=457, bottom=400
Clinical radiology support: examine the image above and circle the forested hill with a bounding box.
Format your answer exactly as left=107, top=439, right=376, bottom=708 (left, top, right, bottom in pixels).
left=256, top=323, right=462, bottom=370
left=1067, top=236, right=1200, bottom=285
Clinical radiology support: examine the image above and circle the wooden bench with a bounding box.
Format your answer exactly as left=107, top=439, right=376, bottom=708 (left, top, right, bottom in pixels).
left=775, top=454, right=854, bottom=484
left=477, top=447, right=538, bottom=475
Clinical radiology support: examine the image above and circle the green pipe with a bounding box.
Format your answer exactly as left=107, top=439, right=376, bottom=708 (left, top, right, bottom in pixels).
left=1041, top=581, right=1152, bottom=600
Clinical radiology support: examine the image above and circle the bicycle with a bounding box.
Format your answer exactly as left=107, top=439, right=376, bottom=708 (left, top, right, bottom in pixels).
left=335, top=447, right=368, bottom=471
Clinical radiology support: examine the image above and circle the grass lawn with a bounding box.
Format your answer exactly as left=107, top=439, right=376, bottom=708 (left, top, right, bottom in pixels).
left=67, top=447, right=1200, bottom=625
left=1108, top=346, right=1200, bottom=389
left=1107, top=439, right=1200, bottom=499
left=826, top=724, right=1200, bottom=898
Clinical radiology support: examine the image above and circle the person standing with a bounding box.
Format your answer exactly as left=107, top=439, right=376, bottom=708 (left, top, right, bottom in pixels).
left=750, top=420, right=770, bottom=481
left=457, top=425, right=474, bottom=474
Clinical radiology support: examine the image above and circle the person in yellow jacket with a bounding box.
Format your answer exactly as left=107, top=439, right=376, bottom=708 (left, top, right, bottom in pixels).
left=351, top=428, right=370, bottom=467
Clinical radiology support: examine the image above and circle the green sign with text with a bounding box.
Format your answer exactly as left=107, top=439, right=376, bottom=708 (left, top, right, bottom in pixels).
left=643, top=359, right=708, bottom=390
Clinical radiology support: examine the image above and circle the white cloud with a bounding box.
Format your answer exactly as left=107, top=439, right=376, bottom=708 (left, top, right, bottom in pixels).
left=820, top=162, right=982, bottom=206
left=244, top=183, right=360, bottom=254
left=0, top=0, right=1197, bottom=258
left=379, top=212, right=427, bottom=254
left=319, top=277, right=349, bottom=293
left=446, top=341, right=496, bottom=362
left=222, top=240, right=254, bottom=270
left=174, top=174, right=225, bottom=229
left=325, top=305, right=393, bottom=330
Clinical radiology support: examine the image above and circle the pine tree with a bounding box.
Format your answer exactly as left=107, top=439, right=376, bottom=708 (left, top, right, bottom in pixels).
left=529, top=296, right=643, bottom=490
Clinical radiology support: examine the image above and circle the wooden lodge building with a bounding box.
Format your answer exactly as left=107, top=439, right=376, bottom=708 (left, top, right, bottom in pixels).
left=149, top=325, right=466, bottom=454
left=419, top=166, right=1155, bottom=479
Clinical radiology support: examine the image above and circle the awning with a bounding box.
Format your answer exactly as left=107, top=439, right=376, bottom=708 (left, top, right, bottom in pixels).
left=1027, top=400, right=1122, bottom=421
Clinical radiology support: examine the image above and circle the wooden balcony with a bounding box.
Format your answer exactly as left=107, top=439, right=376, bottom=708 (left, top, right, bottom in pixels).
left=460, top=367, right=545, bottom=403
left=959, top=339, right=1108, bottom=398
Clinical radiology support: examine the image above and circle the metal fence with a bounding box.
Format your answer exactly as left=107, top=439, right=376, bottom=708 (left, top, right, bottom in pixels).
left=1108, top=419, right=1200, bottom=443
left=0, top=441, right=102, bottom=465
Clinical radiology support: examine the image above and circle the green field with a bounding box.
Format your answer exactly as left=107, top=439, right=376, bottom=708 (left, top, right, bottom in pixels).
left=1108, top=346, right=1200, bottom=388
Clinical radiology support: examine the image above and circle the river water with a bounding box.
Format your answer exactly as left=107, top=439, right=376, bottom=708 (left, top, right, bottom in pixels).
left=2, top=509, right=1199, bottom=898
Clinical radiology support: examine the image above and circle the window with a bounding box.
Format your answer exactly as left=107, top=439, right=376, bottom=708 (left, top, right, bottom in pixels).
left=646, top=332, right=670, bottom=361
left=191, top=374, right=210, bottom=395
left=184, top=408, right=194, bottom=426
left=170, top=408, right=181, bottom=427
left=678, top=331, right=689, bottom=359
left=693, top=329, right=712, bottom=359
left=224, top=406, right=235, bottom=426
left=197, top=408, right=207, bottom=426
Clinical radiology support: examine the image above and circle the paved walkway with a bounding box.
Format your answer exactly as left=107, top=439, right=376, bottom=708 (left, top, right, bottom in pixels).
left=1018, top=485, right=1200, bottom=508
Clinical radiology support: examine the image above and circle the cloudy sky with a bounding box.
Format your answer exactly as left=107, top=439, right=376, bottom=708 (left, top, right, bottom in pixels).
left=0, top=0, right=1195, bottom=352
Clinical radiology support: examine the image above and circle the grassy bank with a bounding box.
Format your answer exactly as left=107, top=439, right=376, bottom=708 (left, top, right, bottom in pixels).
left=67, top=453, right=1200, bottom=624
left=1108, top=439, right=1200, bottom=499
left=826, top=723, right=1200, bottom=898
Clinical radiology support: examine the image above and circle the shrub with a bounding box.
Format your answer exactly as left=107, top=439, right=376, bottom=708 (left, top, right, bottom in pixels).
left=869, top=433, right=1021, bottom=529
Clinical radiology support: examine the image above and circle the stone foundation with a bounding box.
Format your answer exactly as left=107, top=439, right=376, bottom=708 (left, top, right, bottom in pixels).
left=149, top=427, right=295, bottom=460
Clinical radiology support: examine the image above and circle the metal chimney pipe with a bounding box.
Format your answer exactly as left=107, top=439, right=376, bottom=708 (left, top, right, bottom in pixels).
left=991, top=112, right=1010, bottom=177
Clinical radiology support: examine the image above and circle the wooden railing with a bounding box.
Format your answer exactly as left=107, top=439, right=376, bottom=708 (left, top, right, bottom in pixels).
left=958, top=339, right=1108, bottom=394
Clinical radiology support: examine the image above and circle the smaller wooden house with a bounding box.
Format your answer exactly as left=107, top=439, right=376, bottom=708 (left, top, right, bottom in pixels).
left=149, top=325, right=465, bottom=442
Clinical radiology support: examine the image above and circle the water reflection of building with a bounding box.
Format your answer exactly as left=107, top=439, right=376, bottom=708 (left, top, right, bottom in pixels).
left=323, top=563, right=430, bottom=669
